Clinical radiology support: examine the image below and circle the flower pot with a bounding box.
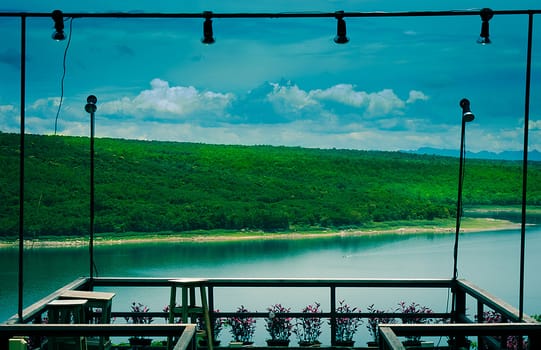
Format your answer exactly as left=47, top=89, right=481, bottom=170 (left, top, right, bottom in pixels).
left=334, top=340, right=355, bottom=347
left=229, top=341, right=244, bottom=347
left=447, top=338, right=471, bottom=350
left=199, top=339, right=222, bottom=347
left=266, top=339, right=290, bottom=347
left=128, top=337, right=152, bottom=347
left=366, top=341, right=378, bottom=348
left=402, top=339, right=422, bottom=347
left=298, top=340, right=321, bottom=347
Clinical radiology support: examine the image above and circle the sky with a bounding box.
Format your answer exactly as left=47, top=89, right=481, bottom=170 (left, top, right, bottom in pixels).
left=1, top=1, right=541, bottom=153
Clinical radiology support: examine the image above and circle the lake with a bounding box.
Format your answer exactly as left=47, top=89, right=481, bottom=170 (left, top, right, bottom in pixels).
left=1, top=227, right=539, bottom=344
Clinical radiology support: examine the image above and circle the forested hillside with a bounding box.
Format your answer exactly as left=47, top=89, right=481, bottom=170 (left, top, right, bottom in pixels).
left=1, top=132, right=540, bottom=237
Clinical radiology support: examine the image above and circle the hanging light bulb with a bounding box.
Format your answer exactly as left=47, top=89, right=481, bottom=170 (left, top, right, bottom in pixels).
left=201, top=11, right=215, bottom=44
left=334, top=11, right=349, bottom=44
left=477, top=8, right=494, bottom=45
left=51, top=9, right=66, bottom=41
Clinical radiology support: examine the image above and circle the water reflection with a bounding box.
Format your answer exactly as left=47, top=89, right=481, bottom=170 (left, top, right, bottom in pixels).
left=2, top=228, right=539, bottom=326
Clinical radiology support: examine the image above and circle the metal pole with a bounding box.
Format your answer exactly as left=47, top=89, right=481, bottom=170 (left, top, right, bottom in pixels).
left=519, top=12, right=533, bottom=322
left=85, top=96, right=97, bottom=279
left=18, top=15, right=26, bottom=323
left=452, top=117, right=467, bottom=283
left=452, top=99, right=474, bottom=320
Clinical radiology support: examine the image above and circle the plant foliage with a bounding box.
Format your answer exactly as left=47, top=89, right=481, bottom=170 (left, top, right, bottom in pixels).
left=226, top=305, right=256, bottom=343
left=293, top=302, right=322, bottom=344
left=265, top=304, right=293, bottom=341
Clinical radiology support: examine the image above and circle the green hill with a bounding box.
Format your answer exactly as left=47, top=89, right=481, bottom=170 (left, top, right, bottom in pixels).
left=1, top=132, right=540, bottom=238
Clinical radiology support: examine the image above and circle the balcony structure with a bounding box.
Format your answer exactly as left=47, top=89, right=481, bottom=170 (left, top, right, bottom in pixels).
left=1, top=277, right=540, bottom=349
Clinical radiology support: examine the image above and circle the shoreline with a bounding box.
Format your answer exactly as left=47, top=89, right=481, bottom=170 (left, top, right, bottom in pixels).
left=0, top=218, right=523, bottom=249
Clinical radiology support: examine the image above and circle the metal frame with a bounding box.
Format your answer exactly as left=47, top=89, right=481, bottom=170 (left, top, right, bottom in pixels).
left=3, top=7, right=537, bottom=325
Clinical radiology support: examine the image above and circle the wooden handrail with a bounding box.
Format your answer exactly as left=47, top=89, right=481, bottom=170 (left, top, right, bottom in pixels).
left=456, top=279, right=537, bottom=323
left=0, top=324, right=196, bottom=350
left=5, top=276, right=540, bottom=349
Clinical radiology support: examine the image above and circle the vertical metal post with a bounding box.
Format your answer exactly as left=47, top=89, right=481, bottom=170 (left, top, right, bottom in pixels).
left=452, top=99, right=474, bottom=320
left=519, top=12, right=533, bottom=322
left=208, top=285, right=215, bottom=343
left=451, top=117, right=467, bottom=322
left=330, top=286, right=336, bottom=346
left=452, top=116, right=468, bottom=283
left=85, top=96, right=97, bottom=279
left=18, top=15, right=26, bottom=323
left=477, top=302, right=485, bottom=349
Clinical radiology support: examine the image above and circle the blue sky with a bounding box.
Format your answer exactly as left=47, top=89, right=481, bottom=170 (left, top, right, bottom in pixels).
left=1, top=1, right=541, bottom=153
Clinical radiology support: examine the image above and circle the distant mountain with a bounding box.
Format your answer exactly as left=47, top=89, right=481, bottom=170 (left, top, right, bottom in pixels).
left=409, top=147, right=541, bottom=162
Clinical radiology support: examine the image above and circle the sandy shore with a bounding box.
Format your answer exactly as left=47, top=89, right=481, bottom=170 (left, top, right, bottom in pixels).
left=0, top=218, right=523, bottom=249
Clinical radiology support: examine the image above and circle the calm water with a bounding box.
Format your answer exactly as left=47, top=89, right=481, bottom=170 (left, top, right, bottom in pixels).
left=1, top=228, right=540, bottom=344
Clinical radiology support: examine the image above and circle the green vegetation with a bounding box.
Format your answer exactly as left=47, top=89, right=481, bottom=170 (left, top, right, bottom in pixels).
left=1, top=132, right=540, bottom=239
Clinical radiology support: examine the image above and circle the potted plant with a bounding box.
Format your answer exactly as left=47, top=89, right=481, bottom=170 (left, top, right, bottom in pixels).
left=293, top=302, right=322, bottom=347
left=366, top=304, right=395, bottom=347
left=197, top=310, right=224, bottom=347
left=265, top=304, right=293, bottom=346
left=125, top=302, right=153, bottom=347
left=226, top=305, right=256, bottom=345
left=476, top=310, right=526, bottom=350
left=331, top=300, right=362, bottom=347
left=396, top=301, right=433, bottom=347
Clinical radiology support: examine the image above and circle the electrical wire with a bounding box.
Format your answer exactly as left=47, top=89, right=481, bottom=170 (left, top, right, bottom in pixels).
left=53, top=17, right=73, bottom=135
left=454, top=131, right=468, bottom=279
left=445, top=133, right=469, bottom=346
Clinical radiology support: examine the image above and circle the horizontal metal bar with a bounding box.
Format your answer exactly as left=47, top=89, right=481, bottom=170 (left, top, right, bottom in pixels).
left=0, top=9, right=540, bottom=19
left=91, top=277, right=454, bottom=289
left=201, top=311, right=449, bottom=319
left=91, top=277, right=173, bottom=287
left=206, top=277, right=453, bottom=288
left=385, top=323, right=541, bottom=336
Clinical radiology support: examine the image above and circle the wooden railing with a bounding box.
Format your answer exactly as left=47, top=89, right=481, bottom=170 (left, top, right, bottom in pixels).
left=0, top=324, right=196, bottom=350
left=2, top=277, right=539, bottom=349
left=379, top=323, right=541, bottom=350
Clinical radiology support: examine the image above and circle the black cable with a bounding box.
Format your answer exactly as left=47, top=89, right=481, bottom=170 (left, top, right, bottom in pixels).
left=53, top=17, right=73, bottom=135
left=460, top=133, right=468, bottom=223
left=455, top=131, right=468, bottom=278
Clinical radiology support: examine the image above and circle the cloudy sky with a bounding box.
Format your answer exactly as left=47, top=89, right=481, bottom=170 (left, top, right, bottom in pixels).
left=1, top=0, right=541, bottom=153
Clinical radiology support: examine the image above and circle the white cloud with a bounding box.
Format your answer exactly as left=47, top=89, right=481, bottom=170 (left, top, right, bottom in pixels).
left=100, top=78, right=235, bottom=120
left=0, top=104, right=16, bottom=113
left=311, top=84, right=367, bottom=107
left=266, top=82, right=425, bottom=119
left=365, top=89, right=406, bottom=117
left=0, top=104, right=19, bottom=133
left=529, top=119, right=541, bottom=130
left=28, top=97, right=61, bottom=111
left=266, top=81, right=320, bottom=115
left=407, top=90, right=429, bottom=104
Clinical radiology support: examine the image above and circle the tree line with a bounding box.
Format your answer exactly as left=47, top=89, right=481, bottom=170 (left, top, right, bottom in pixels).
left=1, top=132, right=540, bottom=238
